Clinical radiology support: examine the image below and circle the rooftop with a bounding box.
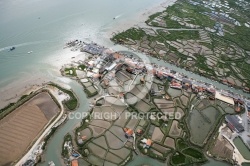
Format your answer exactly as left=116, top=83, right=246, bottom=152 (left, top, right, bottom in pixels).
left=71, top=160, right=78, bottom=166
left=215, top=91, right=235, bottom=105
left=124, top=128, right=134, bottom=137
left=225, top=115, right=244, bottom=133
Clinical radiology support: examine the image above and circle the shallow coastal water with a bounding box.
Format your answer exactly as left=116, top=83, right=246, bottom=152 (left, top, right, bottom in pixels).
left=0, top=0, right=168, bottom=107
left=0, top=0, right=247, bottom=165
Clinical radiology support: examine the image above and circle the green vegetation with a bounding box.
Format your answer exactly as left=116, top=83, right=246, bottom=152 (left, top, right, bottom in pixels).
left=195, top=55, right=216, bottom=76
left=74, top=121, right=92, bottom=155
left=164, top=17, right=185, bottom=28
left=242, top=163, right=250, bottom=166
left=157, top=30, right=200, bottom=41
left=146, top=1, right=215, bottom=28
left=78, top=64, right=86, bottom=70
left=61, top=133, right=72, bottom=158
left=176, top=138, right=188, bottom=150
left=160, top=122, right=171, bottom=134
left=171, top=152, right=186, bottom=165
left=233, top=137, right=250, bottom=160
left=48, top=83, right=78, bottom=110
left=0, top=93, right=37, bottom=120
left=0, top=103, right=15, bottom=118
left=111, top=0, right=250, bottom=90
left=64, top=67, right=77, bottom=76
left=146, top=12, right=162, bottom=23
left=148, top=149, right=166, bottom=161
left=224, top=26, right=250, bottom=50
left=112, top=28, right=146, bottom=42
left=182, top=148, right=203, bottom=159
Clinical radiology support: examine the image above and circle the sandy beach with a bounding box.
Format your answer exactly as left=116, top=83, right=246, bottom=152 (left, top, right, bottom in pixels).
left=0, top=0, right=176, bottom=110
left=0, top=75, right=49, bottom=108
left=0, top=47, right=85, bottom=108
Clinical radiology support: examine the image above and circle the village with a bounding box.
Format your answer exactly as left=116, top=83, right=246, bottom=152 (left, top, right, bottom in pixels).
left=60, top=40, right=250, bottom=166
left=111, top=0, right=250, bottom=93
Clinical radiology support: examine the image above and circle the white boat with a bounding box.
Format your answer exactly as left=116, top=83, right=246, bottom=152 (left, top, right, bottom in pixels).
left=48, top=161, right=55, bottom=166
left=28, top=51, right=33, bottom=54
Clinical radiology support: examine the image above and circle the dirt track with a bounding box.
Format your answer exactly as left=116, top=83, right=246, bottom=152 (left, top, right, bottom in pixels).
left=0, top=92, right=59, bottom=165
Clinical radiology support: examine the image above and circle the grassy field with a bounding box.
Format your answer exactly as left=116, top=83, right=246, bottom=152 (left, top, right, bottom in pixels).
left=112, top=28, right=146, bottom=42
left=182, top=148, right=203, bottom=159
left=64, top=67, right=77, bottom=76
left=176, top=138, right=189, bottom=150
left=61, top=133, right=72, bottom=158
left=171, top=152, right=187, bottom=165
left=111, top=0, right=250, bottom=89
left=158, top=30, right=200, bottom=41
left=48, top=83, right=78, bottom=110
left=0, top=94, right=32, bottom=120
left=78, top=64, right=86, bottom=70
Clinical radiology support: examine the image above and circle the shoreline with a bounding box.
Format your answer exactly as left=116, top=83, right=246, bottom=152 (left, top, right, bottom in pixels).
left=14, top=83, right=75, bottom=166
left=0, top=74, right=50, bottom=108
left=0, top=87, right=64, bottom=166
left=1, top=0, right=249, bottom=165
left=0, top=0, right=176, bottom=110
left=105, top=0, right=177, bottom=40
left=0, top=47, right=95, bottom=110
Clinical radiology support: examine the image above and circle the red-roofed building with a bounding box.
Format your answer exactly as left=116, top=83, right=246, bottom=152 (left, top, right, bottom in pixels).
left=235, top=106, right=241, bottom=112
left=146, top=139, right=152, bottom=147
left=124, top=128, right=134, bottom=138
left=141, top=138, right=153, bottom=148
left=136, top=129, right=143, bottom=135
left=170, top=82, right=182, bottom=89
left=71, top=160, right=78, bottom=166
left=113, top=52, right=124, bottom=59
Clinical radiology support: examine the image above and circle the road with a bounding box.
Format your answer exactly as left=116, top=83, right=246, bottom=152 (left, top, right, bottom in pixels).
left=15, top=87, right=66, bottom=166
left=222, top=133, right=250, bottom=165
left=238, top=105, right=250, bottom=149
left=243, top=105, right=249, bottom=132
left=135, top=22, right=202, bottom=31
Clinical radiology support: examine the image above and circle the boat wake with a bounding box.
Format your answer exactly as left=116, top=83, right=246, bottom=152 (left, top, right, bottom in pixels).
left=113, top=13, right=123, bottom=20
left=0, top=40, right=50, bottom=52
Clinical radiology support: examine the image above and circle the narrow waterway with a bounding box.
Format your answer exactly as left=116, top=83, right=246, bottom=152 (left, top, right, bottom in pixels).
left=112, top=46, right=250, bottom=98
left=0, top=0, right=249, bottom=165
left=39, top=78, right=90, bottom=166
left=38, top=53, right=237, bottom=165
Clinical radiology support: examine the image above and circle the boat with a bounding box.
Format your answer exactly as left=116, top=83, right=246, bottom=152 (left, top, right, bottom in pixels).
left=28, top=51, right=33, bottom=54
left=9, top=47, right=15, bottom=51
left=72, top=153, right=80, bottom=157
left=48, top=161, right=55, bottom=166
